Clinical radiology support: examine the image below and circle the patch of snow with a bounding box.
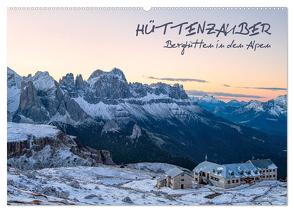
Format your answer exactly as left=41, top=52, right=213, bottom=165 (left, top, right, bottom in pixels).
left=127, top=162, right=178, bottom=174
left=101, top=120, right=120, bottom=134
left=219, top=122, right=242, bottom=133
left=7, top=86, right=21, bottom=113
left=197, top=95, right=222, bottom=104
left=274, top=95, right=287, bottom=107
left=73, top=97, right=112, bottom=119
left=244, top=101, right=264, bottom=112
left=129, top=124, right=142, bottom=140
left=7, top=68, right=22, bottom=116
left=7, top=122, right=60, bottom=143
left=30, top=71, right=56, bottom=91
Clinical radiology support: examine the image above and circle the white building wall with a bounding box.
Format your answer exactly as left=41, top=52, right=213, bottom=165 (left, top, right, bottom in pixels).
left=259, top=168, right=278, bottom=180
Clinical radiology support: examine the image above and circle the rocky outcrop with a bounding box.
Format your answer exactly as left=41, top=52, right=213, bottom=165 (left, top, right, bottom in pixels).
left=7, top=140, right=31, bottom=157
left=129, top=124, right=142, bottom=140
left=71, top=145, right=114, bottom=165
left=14, top=80, right=49, bottom=123
left=7, top=123, right=114, bottom=169
left=75, top=74, right=86, bottom=91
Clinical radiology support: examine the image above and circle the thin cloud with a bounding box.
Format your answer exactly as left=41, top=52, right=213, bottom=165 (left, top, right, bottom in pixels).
left=239, top=86, right=287, bottom=91
left=186, top=90, right=263, bottom=99
left=147, top=76, right=208, bottom=83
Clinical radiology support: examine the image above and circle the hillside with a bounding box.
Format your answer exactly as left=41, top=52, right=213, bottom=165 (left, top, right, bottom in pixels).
left=7, top=163, right=287, bottom=205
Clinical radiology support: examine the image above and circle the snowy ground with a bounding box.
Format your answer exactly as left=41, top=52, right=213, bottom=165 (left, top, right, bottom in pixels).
left=7, top=163, right=287, bottom=205
left=7, top=122, right=61, bottom=143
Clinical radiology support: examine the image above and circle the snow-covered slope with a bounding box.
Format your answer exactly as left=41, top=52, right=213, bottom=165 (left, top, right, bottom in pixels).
left=7, top=163, right=287, bottom=205
left=242, top=100, right=265, bottom=112
left=196, top=95, right=223, bottom=104
left=7, top=122, right=60, bottom=143
left=73, top=96, right=200, bottom=121
left=236, top=95, right=287, bottom=117
left=7, top=68, right=22, bottom=121
left=127, top=162, right=178, bottom=173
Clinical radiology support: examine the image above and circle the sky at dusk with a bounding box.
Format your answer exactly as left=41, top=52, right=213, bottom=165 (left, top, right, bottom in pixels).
left=7, top=7, right=287, bottom=101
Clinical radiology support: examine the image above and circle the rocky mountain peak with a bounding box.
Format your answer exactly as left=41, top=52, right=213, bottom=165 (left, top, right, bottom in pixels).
left=226, top=99, right=246, bottom=107
left=244, top=100, right=264, bottom=112
left=60, top=73, right=75, bottom=86
left=88, top=69, right=105, bottom=80
left=110, top=67, right=127, bottom=81
left=169, top=83, right=188, bottom=99
left=59, top=73, right=76, bottom=97
left=88, top=68, right=127, bottom=83
left=274, top=95, right=287, bottom=107
left=86, top=68, right=131, bottom=100
left=75, top=74, right=85, bottom=89
left=149, top=82, right=188, bottom=99
left=7, top=67, right=22, bottom=88
left=27, top=71, right=57, bottom=92
left=198, top=95, right=222, bottom=103
left=264, top=95, right=287, bottom=117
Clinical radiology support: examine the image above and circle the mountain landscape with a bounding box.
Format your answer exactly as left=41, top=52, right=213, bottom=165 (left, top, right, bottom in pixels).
left=193, top=95, right=287, bottom=137
left=7, top=67, right=287, bottom=179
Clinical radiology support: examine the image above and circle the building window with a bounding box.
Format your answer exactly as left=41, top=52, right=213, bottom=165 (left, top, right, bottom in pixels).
left=273, top=175, right=276, bottom=178
left=195, top=178, right=198, bottom=181
left=232, top=180, right=235, bottom=183
left=181, top=179, right=184, bottom=181
left=236, top=180, right=239, bottom=183
left=227, top=180, right=230, bottom=184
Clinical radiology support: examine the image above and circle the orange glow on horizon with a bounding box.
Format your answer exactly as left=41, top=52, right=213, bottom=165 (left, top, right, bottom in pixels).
left=7, top=8, right=287, bottom=102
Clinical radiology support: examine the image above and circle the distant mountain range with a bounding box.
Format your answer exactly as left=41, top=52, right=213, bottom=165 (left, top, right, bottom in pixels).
left=7, top=67, right=287, bottom=178
left=193, top=95, right=287, bottom=136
